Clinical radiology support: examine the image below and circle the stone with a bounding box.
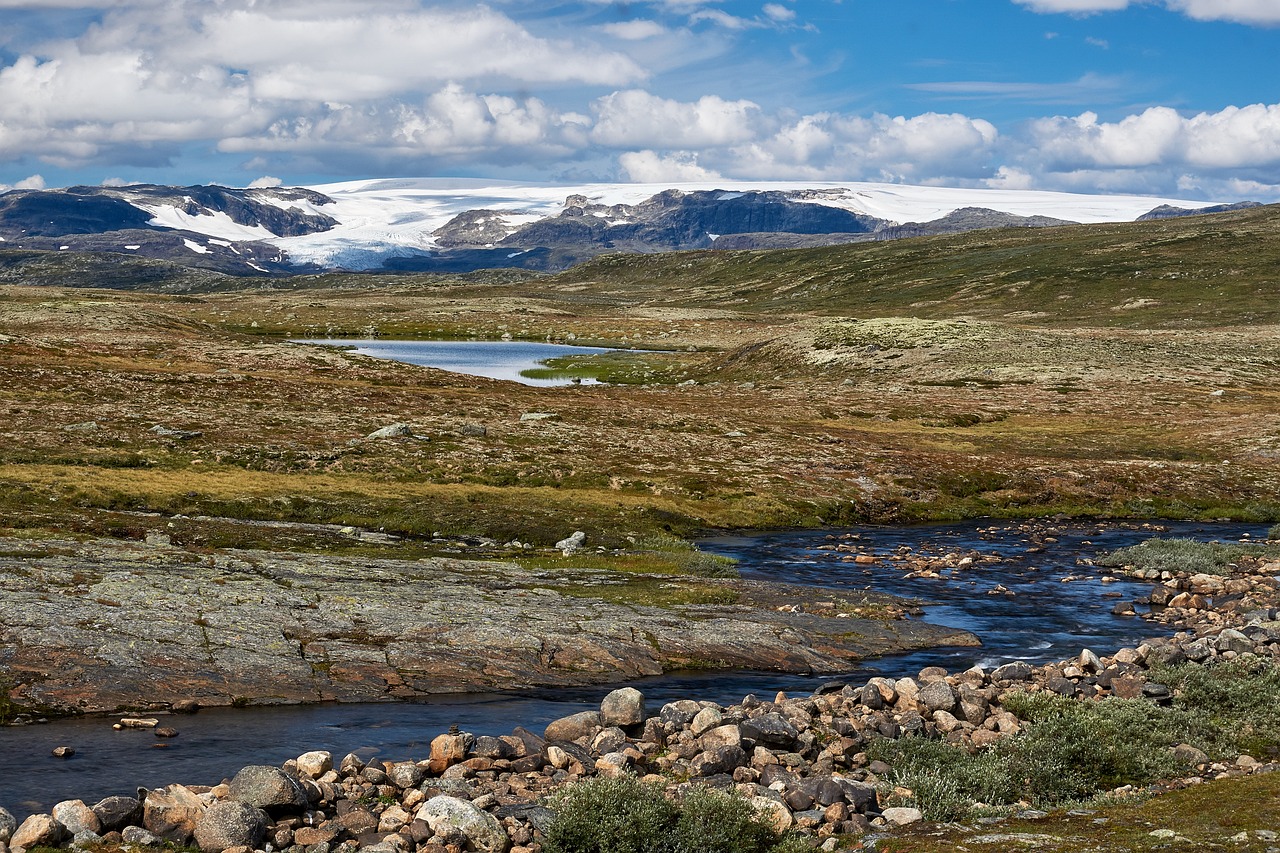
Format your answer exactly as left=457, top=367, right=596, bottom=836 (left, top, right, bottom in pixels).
left=660, top=700, right=701, bottom=727
left=699, top=724, right=743, bottom=752
left=749, top=797, right=793, bottom=833
left=595, top=753, right=631, bottom=778
left=227, top=766, right=309, bottom=813
left=991, top=661, right=1032, bottom=682
left=916, top=681, right=957, bottom=713
left=600, top=687, right=645, bottom=727
left=51, top=801, right=100, bottom=836
left=154, top=727, right=179, bottom=739
left=741, top=713, right=799, bottom=748
left=193, top=801, right=269, bottom=853
left=0, top=807, right=15, bottom=844
left=690, top=745, right=748, bottom=777
left=122, top=826, right=163, bottom=846
left=91, top=796, right=142, bottom=832
left=691, top=706, right=723, bottom=736
left=143, top=785, right=207, bottom=843
left=1078, top=649, right=1102, bottom=673
left=544, top=710, right=602, bottom=742
left=52, top=746, right=76, bottom=758
left=881, top=807, right=924, bottom=826
left=390, top=760, right=429, bottom=788
left=378, top=806, right=413, bottom=833
left=366, top=423, right=418, bottom=440
left=1215, top=628, right=1254, bottom=655
left=1173, top=743, right=1209, bottom=766
left=296, top=751, right=333, bottom=778
left=519, top=412, right=558, bottom=422
left=555, top=531, right=586, bottom=555
left=415, top=796, right=510, bottom=853
left=11, top=814, right=63, bottom=850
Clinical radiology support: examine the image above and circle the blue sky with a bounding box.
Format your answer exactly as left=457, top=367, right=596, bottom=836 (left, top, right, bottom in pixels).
left=0, top=0, right=1278, bottom=199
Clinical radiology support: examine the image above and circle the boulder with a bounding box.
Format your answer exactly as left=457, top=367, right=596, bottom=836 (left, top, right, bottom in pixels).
left=51, top=801, right=100, bottom=836
left=741, top=713, right=799, bottom=748
left=416, top=796, right=510, bottom=853
left=193, top=802, right=269, bottom=853
left=659, top=699, right=701, bottom=727
left=227, top=766, right=308, bottom=813
left=543, top=710, right=602, bottom=743
left=11, top=814, right=63, bottom=850
left=882, top=807, right=924, bottom=826
left=698, top=724, right=743, bottom=752
left=690, top=706, right=723, bottom=736
left=366, top=423, right=418, bottom=440
left=143, top=785, right=207, bottom=843
left=296, top=751, right=333, bottom=778
left=389, top=760, right=428, bottom=788
left=991, top=661, right=1032, bottom=682
left=750, top=797, right=794, bottom=833
left=916, top=681, right=957, bottom=714
left=690, top=744, right=747, bottom=777
left=600, top=687, right=645, bottom=728
left=122, top=826, right=163, bottom=847
left=91, top=796, right=142, bottom=832
left=0, top=807, right=15, bottom=844
left=555, top=531, right=586, bottom=555
left=429, top=732, right=472, bottom=774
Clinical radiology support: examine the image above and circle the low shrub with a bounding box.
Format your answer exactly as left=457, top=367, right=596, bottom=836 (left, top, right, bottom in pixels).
left=1153, top=656, right=1280, bottom=759
left=543, top=775, right=804, bottom=853
left=1097, top=537, right=1266, bottom=576
left=1269, top=522, right=1280, bottom=541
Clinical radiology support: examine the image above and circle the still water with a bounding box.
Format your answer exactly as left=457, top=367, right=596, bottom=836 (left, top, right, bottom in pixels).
left=292, top=339, right=616, bottom=386
left=0, top=519, right=1268, bottom=817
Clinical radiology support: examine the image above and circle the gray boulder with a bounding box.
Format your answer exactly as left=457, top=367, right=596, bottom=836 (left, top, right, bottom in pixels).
left=415, top=796, right=510, bottom=853
left=122, top=826, right=164, bottom=846
left=366, top=423, right=419, bottom=440
left=92, top=796, right=142, bottom=831
left=228, top=765, right=308, bottom=813
left=193, top=801, right=269, bottom=853
left=51, top=801, right=100, bottom=836
left=741, top=713, right=799, bottom=748
left=600, top=687, right=645, bottom=728
left=555, top=531, right=586, bottom=555
left=992, top=661, right=1032, bottom=682
left=659, top=699, right=701, bottom=727
left=917, top=681, right=957, bottom=713
left=0, top=807, right=15, bottom=843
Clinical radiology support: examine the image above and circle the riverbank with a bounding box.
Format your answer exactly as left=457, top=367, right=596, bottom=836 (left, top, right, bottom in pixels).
left=3, top=532, right=1278, bottom=853
left=0, top=533, right=972, bottom=720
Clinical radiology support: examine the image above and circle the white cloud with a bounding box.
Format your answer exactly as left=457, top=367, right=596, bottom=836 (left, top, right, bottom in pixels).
left=247, top=175, right=283, bottom=188
left=1167, top=0, right=1280, bottom=25
left=1014, top=0, right=1280, bottom=25
left=598, top=20, right=668, bottom=40
left=15, top=173, right=45, bottom=189
left=591, top=90, right=761, bottom=148
left=619, top=149, right=721, bottom=181
left=762, top=3, right=795, bottom=22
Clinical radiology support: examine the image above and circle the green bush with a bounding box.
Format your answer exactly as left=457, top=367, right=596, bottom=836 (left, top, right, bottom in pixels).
left=1097, top=537, right=1267, bottom=576
left=1269, top=523, right=1280, bottom=541
left=1154, top=657, right=1280, bottom=758
left=543, top=775, right=803, bottom=853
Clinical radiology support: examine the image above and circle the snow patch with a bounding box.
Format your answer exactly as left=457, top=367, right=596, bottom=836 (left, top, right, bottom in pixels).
left=124, top=245, right=140, bottom=250
left=143, top=205, right=276, bottom=241
left=182, top=238, right=209, bottom=255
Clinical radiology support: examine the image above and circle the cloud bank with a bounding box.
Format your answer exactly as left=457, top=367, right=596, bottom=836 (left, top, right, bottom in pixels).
left=0, top=0, right=1276, bottom=200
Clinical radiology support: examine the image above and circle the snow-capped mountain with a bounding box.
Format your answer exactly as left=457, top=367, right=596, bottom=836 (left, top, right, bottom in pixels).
left=0, top=177, right=1245, bottom=276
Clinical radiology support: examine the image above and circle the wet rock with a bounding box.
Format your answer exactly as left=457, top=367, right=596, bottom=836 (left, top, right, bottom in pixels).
left=600, top=687, right=645, bottom=728
left=416, top=796, right=509, bottom=853
left=193, top=802, right=269, bottom=853
left=51, top=745, right=75, bottom=758
left=227, top=766, right=308, bottom=814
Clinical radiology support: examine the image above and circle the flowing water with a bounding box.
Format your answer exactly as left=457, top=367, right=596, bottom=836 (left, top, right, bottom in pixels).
left=0, top=519, right=1268, bottom=818
left=290, top=339, right=617, bottom=386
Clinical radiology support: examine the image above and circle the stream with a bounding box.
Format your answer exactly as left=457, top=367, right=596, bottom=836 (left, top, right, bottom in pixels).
left=0, top=518, right=1269, bottom=818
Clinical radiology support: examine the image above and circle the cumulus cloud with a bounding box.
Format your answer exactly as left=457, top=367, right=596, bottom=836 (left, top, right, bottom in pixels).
left=591, top=90, right=761, bottom=148
left=619, top=150, right=721, bottom=181
left=598, top=20, right=668, bottom=40
left=247, top=175, right=283, bottom=188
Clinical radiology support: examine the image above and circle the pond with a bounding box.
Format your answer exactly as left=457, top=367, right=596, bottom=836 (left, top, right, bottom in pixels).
left=0, top=519, right=1269, bottom=818
left=291, top=339, right=621, bottom=386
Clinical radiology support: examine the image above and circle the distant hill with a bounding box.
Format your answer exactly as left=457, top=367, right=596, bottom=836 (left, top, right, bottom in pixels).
left=0, top=178, right=1252, bottom=276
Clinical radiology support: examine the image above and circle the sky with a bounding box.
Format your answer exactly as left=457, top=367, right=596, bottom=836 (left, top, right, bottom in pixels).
left=0, top=0, right=1278, bottom=199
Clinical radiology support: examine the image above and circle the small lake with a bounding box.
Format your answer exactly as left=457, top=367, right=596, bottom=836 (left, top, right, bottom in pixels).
left=292, top=339, right=618, bottom=386
left=0, top=519, right=1270, bottom=818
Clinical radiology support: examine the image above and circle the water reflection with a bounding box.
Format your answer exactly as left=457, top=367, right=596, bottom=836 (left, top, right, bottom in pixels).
left=291, top=339, right=615, bottom=386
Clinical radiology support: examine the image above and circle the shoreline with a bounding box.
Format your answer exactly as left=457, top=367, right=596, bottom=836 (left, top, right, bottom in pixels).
left=3, top=533, right=1278, bottom=851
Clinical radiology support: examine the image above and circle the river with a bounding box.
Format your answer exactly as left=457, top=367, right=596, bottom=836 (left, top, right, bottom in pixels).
left=0, top=518, right=1269, bottom=818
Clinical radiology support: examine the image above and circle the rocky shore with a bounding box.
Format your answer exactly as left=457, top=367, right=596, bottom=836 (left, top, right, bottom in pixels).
left=0, top=535, right=973, bottom=718
left=3, top=543, right=1279, bottom=853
